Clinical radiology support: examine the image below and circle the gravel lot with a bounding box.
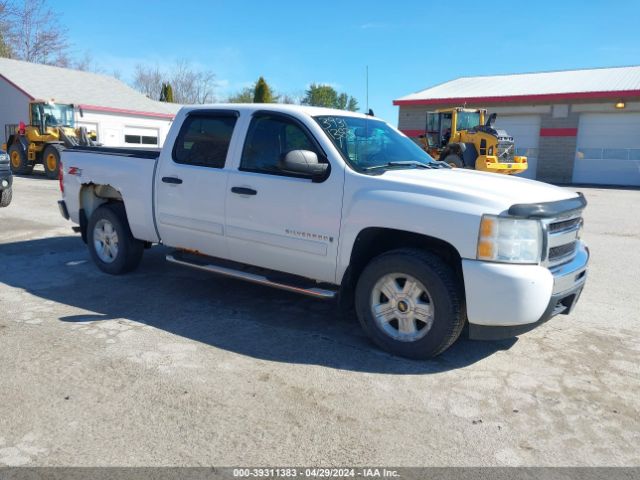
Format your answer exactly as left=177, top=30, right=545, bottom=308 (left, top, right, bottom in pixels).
left=0, top=173, right=638, bottom=467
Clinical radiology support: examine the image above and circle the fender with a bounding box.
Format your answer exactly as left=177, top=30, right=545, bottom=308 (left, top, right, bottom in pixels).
left=336, top=186, right=492, bottom=284
left=7, top=134, right=28, bottom=152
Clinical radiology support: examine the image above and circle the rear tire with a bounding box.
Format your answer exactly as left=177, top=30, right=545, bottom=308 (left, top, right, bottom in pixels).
left=87, top=203, right=144, bottom=275
left=8, top=144, right=33, bottom=175
left=0, top=187, right=12, bottom=207
left=42, top=145, right=63, bottom=179
left=355, top=248, right=465, bottom=359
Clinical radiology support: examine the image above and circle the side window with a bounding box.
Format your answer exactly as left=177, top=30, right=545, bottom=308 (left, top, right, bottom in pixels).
left=240, top=115, right=319, bottom=175
left=173, top=114, right=237, bottom=168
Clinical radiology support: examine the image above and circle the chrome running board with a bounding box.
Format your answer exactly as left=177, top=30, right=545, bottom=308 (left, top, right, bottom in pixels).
left=166, top=253, right=337, bottom=299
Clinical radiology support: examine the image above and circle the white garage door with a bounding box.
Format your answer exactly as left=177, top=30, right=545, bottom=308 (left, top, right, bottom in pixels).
left=573, top=113, right=640, bottom=186
left=124, top=126, right=159, bottom=147
left=494, top=115, right=541, bottom=180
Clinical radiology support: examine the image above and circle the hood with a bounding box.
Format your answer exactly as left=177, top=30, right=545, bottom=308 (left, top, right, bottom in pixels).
left=375, top=168, right=577, bottom=214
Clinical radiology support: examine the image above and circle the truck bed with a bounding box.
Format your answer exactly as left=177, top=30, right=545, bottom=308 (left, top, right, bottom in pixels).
left=62, top=147, right=160, bottom=243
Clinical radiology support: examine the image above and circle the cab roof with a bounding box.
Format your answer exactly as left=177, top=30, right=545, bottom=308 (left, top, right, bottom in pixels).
left=180, top=103, right=380, bottom=121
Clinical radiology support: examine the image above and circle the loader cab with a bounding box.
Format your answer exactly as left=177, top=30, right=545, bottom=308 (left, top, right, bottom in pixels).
left=29, top=101, right=75, bottom=132
left=425, top=111, right=450, bottom=148
left=425, top=108, right=486, bottom=148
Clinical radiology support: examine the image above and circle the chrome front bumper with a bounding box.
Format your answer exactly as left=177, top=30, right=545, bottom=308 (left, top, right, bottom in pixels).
left=550, top=241, right=589, bottom=296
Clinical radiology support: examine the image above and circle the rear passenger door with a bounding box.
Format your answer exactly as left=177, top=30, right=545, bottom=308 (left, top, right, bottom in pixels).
left=155, top=110, right=239, bottom=258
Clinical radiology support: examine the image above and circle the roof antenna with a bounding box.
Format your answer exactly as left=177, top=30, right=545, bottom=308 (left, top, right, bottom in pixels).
left=366, top=65, right=374, bottom=116
left=366, top=65, right=369, bottom=113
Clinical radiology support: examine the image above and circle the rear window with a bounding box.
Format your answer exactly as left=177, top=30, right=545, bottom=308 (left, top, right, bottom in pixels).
left=173, top=114, right=238, bottom=168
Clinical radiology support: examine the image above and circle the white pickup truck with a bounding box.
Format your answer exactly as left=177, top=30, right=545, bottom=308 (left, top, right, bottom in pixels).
left=58, top=104, right=588, bottom=359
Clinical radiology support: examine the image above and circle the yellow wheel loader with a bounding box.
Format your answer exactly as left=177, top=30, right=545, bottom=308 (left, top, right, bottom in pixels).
left=420, top=107, right=527, bottom=175
left=2, top=101, right=97, bottom=179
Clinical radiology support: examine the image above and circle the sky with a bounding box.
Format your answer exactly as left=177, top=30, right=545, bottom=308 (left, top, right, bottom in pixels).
left=58, top=0, right=640, bottom=124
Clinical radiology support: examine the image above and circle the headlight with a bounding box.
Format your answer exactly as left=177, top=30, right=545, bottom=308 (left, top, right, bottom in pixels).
left=477, top=215, right=542, bottom=264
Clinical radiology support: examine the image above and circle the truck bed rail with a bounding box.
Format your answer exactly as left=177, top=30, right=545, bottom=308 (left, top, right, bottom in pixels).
left=66, top=146, right=160, bottom=159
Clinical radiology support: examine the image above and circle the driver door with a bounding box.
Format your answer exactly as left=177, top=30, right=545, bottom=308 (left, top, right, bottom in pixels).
left=425, top=111, right=441, bottom=148
left=224, top=112, right=343, bottom=283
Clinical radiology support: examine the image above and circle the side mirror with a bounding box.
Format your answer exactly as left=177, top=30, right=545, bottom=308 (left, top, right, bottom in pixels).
left=280, top=150, right=329, bottom=182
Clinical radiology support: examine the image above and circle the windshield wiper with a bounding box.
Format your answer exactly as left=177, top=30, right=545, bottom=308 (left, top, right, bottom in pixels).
left=362, top=161, right=444, bottom=172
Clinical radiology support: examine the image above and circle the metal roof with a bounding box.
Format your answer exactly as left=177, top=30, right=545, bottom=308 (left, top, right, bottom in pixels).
left=0, top=57, right=178, bottom=118
left=394, top=65, right=640, bottom=105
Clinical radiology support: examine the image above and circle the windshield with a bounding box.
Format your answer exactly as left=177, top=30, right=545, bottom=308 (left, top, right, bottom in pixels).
left=315, top=115, right=436, bottom=172
left=456, top=111, right=480, bottom=131
left=32, top=103, right=75, bottom=128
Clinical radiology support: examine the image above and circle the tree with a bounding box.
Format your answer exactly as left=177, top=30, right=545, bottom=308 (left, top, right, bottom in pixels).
left=253, top=76, right=274, bottom=103
left=73, top=51, right=100, bottom=72
left=132, top=64, right=163, bottom=100
left=0, top=31, right=9, bottom=58
left=3, top=0, right=70, bottom=65
left=0, top=1, right=12, bottom=58
left=302, top=83, right=338, bottom=108
left=302, top=83, right=358, bottom=111
left=132, top=60, right=215, bottom=104
left=336, top=92, right=348, bottom=110
left=227, top=87, right=254, bottom=103
left=159, top=83, right=174, bottom=103
left=170, top=59, right=215, bottom=104
left=278, top=93, right=299, bottom=105
left=1, top=1, right=101, bottom=70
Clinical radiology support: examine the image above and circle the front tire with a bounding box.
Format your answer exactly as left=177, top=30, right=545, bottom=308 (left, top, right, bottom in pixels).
left=0, top=187, right=12, bottom=207
left=442, top=154, right=465, bottom=169
left=87, top=203, right=144, bottom=275
left=42, top=145, right=63, bottom=179
left=355, top=249, right=465, bottom=359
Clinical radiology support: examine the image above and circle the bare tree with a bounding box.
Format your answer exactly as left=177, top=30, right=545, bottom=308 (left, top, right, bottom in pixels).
left=73, top=51, right=97, bottom=71
left=72, top=51, right=90, bottom=70
left=170, top=59, right=215, bottom=104
left=132, top=64, right=164, bottom=100
left=5, top=0, right=70, bottom=65
left=131, top=60, right=216, bottom=104
left=0, top=0, right=13, bottom=57
left=278, top=93, right=300, bottom=105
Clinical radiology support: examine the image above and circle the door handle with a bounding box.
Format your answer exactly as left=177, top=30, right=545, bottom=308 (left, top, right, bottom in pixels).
left=162, top=176, right=183, bottom=184
left=231, top=186, right=257, bottom=196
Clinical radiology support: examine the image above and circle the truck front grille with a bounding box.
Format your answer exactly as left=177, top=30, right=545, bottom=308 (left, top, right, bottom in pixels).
left=548, top=217, right=581, bottom=233
left=549, top=241, right=577, bottom=261
left=544, top=215, right=583, bottom=268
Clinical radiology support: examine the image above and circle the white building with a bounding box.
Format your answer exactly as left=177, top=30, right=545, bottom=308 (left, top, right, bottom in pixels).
left=0, top=57, right=180, bottom=148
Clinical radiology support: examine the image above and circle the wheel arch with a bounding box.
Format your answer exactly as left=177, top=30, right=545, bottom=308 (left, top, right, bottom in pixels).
left=78, top=183, right=125, bottom=243
left=7, top=134, right=28, bottom=151
left=341, top=227, right=464, bottom=294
